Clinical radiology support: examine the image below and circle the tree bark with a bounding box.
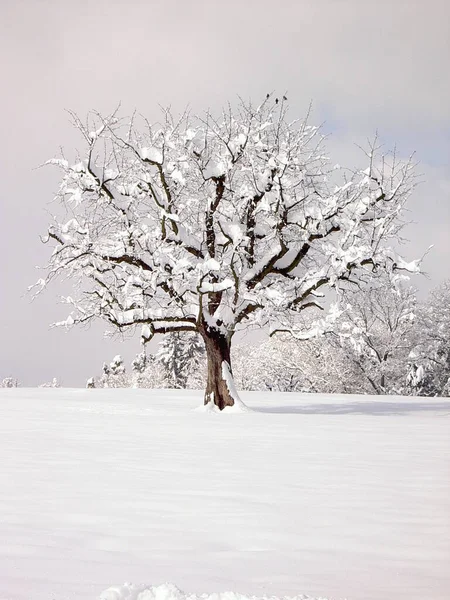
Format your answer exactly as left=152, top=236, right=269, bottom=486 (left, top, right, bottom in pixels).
left=201, top=328, right=237, bottom=410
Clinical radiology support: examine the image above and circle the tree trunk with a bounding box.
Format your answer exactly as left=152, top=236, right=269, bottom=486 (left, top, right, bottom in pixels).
left=201, top=328, right=239, bottom=410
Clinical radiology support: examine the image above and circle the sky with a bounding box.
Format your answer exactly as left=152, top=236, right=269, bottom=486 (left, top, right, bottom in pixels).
left=1, top=0, right=449, bottom=386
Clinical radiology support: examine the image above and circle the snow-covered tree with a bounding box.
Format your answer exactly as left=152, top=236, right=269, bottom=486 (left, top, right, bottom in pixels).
left=1, top=377, right=19, bottom=388
left=155, top=332, right=205, bottom=389
left=109, top=354, right=126, bottom=376
left=130, top=349, right=169, bottom=388
left=129, top=350, right=149, bottom=387
left=37, top=97, right=417, bottom=409
left=39, top=377, right=61, bottom=388
left=131, top=351, right=148, bottom=374
left=233, top=337, right=308, bottom=392
left=100, top=355, right=129, bottom=388
left=233, top=333, right=360, bottom=394
left=330, top=278, right=418, bottom=394
left=411, top=280, right=450, bottom=396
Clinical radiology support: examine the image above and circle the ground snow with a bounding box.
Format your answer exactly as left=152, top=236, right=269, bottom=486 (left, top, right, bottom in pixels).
left=0, top=389, right=449, bottom=600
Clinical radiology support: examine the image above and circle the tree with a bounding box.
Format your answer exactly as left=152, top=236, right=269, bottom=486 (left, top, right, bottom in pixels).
left=233, top=337, right=311, bottom=392
left=232, top=333, right=361, bottom=394
left=330, top=278, right=418, bottom=394
left=37, top=97, right=417, bottom=409
left=130, top=350, right=161, bottom=388
left=156, top=332, right=205, bottom=389
left=131, top=350, right=148, bottom=375
left=39, top=377, right=61, bottom=388
left=1, top=377, right=19, bottom=388
left=100, top=355, right=129, bottom=388
left=411, top=280, right=450, bottom=396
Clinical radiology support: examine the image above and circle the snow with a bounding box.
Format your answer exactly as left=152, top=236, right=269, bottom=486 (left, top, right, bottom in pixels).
left=0, top=389, right=449, bottom=600
left=203, top=160, right=226, bottom=179
left=395, top=256, right=422, bottom=273
left=161, top=209, right=180, bottom=223
left=221, top=361, right=249, bottom=412
left=200, top=278, right=234, bottom=293
left=199, top=258, right=221, bottom=274
left=139, top=147, right=163, bottom=163
left=53, top=313, right=75, bottom=328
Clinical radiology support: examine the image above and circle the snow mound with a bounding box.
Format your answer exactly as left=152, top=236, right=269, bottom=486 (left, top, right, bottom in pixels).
left=99, top=583, right=328, bottom=600
left=194, top=401, right=252, bottom=413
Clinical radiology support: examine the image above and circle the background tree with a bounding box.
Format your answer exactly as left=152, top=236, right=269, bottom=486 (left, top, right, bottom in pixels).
left=410, top=280, right=450, bottom=396
left=1, top=377, right=19, bottom=388
left=37, top=97, right=417, bottom=409
left=130, top=350, right=166, bottom=389
left=100, top=355, right=129, bottom=388
left=155, top=332, right=205, bottom=389
left=130, top=350, right=149, bottom=388
left=39, top=378, right=61, bottom=388
left=233, top=333, right=361, bottom=394
left=131, top=351, right=148, bottom=375
left=329, top=278, right=418, bottom=394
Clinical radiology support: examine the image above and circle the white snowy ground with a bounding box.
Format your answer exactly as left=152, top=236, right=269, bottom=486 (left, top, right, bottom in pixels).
left=0, top=389, right=449, bottom=600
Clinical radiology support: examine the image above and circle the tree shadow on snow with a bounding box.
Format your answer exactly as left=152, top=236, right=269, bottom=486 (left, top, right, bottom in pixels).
left=255, top=400, right=450, bottom=416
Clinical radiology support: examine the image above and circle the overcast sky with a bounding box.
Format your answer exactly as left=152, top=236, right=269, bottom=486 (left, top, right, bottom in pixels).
left=1, top=0, right=449, bottom=386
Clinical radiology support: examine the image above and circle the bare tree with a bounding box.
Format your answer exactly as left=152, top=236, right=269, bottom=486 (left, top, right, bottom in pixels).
left=36, top=97, right=417, bottom=409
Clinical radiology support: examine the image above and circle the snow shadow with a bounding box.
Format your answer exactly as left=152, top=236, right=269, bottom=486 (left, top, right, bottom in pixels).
left=255, top=400, right=450, bottom=416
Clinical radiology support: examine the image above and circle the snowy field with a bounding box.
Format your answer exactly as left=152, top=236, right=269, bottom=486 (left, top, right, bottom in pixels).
left=0, top=389, right=449, bottom=600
